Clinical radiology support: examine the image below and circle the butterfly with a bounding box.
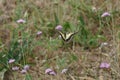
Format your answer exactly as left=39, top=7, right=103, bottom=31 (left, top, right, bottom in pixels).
left=58, top=31, right=79, bottom=42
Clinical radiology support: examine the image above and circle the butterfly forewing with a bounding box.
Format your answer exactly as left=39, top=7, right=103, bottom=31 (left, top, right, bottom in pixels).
left=66, top=33, right=73, bottom=39
left=66, top=33, right=76, bottom=42
left=58, top=31, right=66, bottom=41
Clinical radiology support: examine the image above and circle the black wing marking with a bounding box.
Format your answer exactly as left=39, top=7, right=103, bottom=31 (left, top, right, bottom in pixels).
left=58, top=31, right=66, bottom=41
left=65, top=32, right=77, bottom=42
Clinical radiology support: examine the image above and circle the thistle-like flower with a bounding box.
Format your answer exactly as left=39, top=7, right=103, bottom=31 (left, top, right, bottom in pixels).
left=101, top=12, right=110, bottom=17
left=12, top=66, right=19, bottom=71
left=55, top=25, right=63, bottom=31
left=45, top=68, right=56, bottom=76
left=20, top=69, right=27, bottom=74
left=16, top=19, right=26, bottom=23
left=24, top=65, right=30, bottom=71
left=37, top=31, right=42, bottom=35
left=100, top=62, right=110, bottom=68
left=8, top=59, right=15, bottom=64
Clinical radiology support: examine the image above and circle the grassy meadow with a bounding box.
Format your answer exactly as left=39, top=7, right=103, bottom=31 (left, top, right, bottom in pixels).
left=0, top=0, right=120, bottom=80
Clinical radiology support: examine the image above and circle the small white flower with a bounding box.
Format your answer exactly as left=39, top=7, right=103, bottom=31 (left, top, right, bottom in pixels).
left=101, top=42, right=108, bottom=47
left=102, top=42, right=108, bottom=46
left=92, top=6, right=97, bottom=12
left=61, top=69, right=68, bottom=74
left=18, top=39, right=23, bottom=43
left=58, top=35, right=62, bottom=39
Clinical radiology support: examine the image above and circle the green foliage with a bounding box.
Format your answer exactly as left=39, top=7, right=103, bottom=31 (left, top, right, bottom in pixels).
left=57, top=57, right=67, bottom=68
left=54, top=12, right=60, bottom=26
left=0, top=27, right=34, bottom=71
left=63, top=21, right=71, bottom=31
left=25, top=74, right=33, bottom=80
left=70, top=53, right=78, bottom=61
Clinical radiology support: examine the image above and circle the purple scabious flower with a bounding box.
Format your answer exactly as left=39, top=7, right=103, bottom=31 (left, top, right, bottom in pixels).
left=101, top=12, right=110, bottom=17
left=49, top=71, right=56, bottom=76
left=37, top=31, right=42, bottom=35
left=8, top=59, right=15, bottom=64
left=100, top=62, right=110, bottom=68
left=12, top=66, right=19, bottom=71
left=55, top=25, right=63, bottom=31
left=20, top=69, right=27, bottom=74
left=24, top=65, right=30, bottom=71
left=45, top=68, right=56, bottom=76
left=45, top=68, right=53, bottom=74
left=16, top=19, right=26, bottom=23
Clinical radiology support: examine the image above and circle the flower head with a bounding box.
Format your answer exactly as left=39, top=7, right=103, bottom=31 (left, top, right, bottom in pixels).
left=92, top=6, right=97, bottom=12
left=45, top=68, right=56, bottom=76
left=55, top=25, right=63, bottom=31
left=100, top=42, right=108, bottom=47
left=12, top=66, right=19, bottom=71
left=102, top=42, right=108, bottom=46
left=101, top=12, right=110, bottom=17
left=61, top=69, right=68, bottom=74
left=49, top=71, right=56, bottom=76
left=8, top=59, right=15, bottom=64
left=16, top=19, right=26, bottom=23
left=24, top=65, right=30, bottom=71
left=37, top=31, right=42, bottom=35
left=100, top=62, right=110, bottom=68
left=45, top=68, right=53, bottom=74
left=20, top=69, right=27, bottom=74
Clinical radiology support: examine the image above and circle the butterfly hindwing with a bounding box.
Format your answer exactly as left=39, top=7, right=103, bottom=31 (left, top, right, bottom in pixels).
left=65, top=32, right=76, bottom=42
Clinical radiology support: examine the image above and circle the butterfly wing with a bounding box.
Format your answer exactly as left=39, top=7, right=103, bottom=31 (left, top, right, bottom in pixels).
left=58, top=31, right=66, bottom=41
left=66, top=30, right=79, bottom=42
left=65, top=33, right=75, bottom=42
left=58, top=31, right=79, bottom=42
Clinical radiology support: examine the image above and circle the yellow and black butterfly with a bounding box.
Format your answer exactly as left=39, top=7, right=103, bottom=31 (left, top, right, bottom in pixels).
left=58, top=31, right=79, bottom=42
